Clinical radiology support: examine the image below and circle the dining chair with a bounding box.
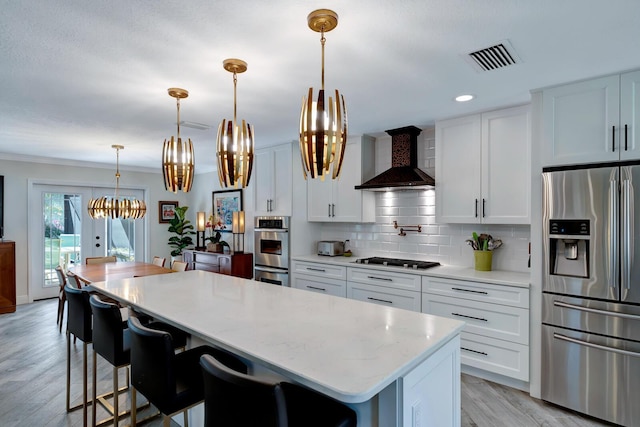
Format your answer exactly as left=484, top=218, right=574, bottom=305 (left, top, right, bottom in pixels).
left=55, top=265, right=68, bottom=333
left=128, top=316, right=246, bottom=427
left=86, top=256, right=118, bottom=265
left=152, top=256, right=166, bottom=267
left=171, top=260, right=188, bottom=272
left=200, top=354, right=357, bottom=427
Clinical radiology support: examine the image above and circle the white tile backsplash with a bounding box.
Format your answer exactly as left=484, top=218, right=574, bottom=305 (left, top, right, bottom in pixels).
left=319, top=127, right=531, bottom=273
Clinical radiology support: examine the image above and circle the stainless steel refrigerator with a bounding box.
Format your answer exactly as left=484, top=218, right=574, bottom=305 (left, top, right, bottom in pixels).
left=542, top=163, right=640, bottom=426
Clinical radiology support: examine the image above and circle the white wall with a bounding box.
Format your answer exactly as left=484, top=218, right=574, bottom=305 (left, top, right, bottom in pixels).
left=0, top=157, right=188, bottom=304
left=319, top=128, right=532, bottom=273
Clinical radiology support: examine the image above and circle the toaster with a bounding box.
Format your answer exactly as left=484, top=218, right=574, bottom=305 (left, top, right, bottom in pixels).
left=317, top=240, right=345, bottom=256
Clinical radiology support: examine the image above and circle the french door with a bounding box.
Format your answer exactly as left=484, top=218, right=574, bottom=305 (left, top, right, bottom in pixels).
left=29, top=184, right=146, bottom=300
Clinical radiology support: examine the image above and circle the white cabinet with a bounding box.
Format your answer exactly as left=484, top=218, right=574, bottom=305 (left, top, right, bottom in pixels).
left=253, top=142, right=292, bottom=216
left=422, top=277, right=530, bottom=381
left=435, top=104, right=531, bottom=224
left=307, top=135, right=376, bottom=223
left=291, top=260, right=347, bottom=298
left=347, top=267, right=422, bottom=312
left=542, top=70, right=640, bottom=166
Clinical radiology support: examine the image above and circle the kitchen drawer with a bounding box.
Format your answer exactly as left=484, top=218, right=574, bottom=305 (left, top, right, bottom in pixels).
left=347, top=267, right=421, bottom=292
left=460, top=331, right=529, bottom=381
left=291, top=260, right=346, bottom=280
left=422, top=294, right=529, bottom=344
left=347, top=282, right=421, bottom=312
left=423, top=277, right=529, bottom=308
left=292, top=275, right=346, bottom=298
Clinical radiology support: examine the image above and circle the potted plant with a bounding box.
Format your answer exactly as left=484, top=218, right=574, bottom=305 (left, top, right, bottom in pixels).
left=205, top=214, right=230, bottom=253
left=167, top=206, right=195, bottom=258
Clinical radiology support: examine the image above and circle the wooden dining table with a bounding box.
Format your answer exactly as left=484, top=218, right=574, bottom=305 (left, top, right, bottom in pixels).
left=70, top=261, right=173, bottom=284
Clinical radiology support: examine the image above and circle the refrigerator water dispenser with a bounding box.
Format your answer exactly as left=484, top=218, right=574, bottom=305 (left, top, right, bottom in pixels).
left=549, top=220, right=590, bottom=279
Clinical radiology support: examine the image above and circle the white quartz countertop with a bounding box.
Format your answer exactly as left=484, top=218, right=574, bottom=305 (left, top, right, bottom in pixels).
left=90, top=270, right=464, bottom=403
left=292, top=254, right=531, bottom=288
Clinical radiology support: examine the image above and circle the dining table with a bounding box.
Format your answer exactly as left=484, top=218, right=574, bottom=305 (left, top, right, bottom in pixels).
left=69, top=261, right=173, bottom=284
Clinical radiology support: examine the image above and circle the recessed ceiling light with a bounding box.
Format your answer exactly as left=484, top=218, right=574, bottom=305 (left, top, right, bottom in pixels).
left=455, top=94, right=475, bottom=102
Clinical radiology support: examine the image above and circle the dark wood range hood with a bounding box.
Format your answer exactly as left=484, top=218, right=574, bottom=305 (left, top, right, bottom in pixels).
left=355, top=125, right=435, bottom=191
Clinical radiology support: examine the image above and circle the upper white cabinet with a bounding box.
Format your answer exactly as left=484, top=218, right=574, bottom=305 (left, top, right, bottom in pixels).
left=307, top=135, right=376, bottom=223
left=436, top=104, right=531, bottom=224
left=253, top=142, right=292, bottom=216
left=542, top=70, right=640, bottom=166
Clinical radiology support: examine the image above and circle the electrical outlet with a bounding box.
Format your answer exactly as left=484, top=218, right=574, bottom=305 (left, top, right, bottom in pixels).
left=412, top=402, right=422, bottom=427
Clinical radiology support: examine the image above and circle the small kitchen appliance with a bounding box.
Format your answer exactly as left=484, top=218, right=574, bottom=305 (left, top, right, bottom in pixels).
left=317, top=241, right=344, bottom=257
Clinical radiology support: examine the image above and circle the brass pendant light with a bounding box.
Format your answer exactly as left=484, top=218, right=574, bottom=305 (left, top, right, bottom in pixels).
left=163, top=88, right=195, bottom=193
left=87, top=145, right=147, bottom=219
left=217, top=58, right=254, bottom=188
left=299, top=9, right=348, bottom=181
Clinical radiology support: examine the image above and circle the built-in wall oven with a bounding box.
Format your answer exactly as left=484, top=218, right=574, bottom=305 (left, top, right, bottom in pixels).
left=254, top=216, right=290, bottom=286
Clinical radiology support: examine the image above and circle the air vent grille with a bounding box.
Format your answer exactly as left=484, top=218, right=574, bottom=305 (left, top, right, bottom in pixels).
left=468, top=41, right=520, bottom=71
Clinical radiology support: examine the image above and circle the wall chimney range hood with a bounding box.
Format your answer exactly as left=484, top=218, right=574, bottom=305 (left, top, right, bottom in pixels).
left=355, top=125, right=435, bottom=191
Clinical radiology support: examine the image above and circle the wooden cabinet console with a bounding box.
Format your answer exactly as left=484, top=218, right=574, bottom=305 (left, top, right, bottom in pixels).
left=0, top=241, right=16, bottom=314
left=183, top=250, right=253, bottom=279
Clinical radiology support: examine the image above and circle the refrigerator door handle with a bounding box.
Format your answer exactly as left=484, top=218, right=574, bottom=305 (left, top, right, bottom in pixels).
left=554, top=300, right=640, bottom=320
left=554, top=333, right=640, bottom=358
left=609, top=177, right=619, bottom=293
left=621, top=171, right=633, bottom=301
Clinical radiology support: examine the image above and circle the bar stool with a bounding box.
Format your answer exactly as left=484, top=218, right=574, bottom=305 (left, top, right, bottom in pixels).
left=200, top=353, right=357, bottom=427
left=128, top=316, right=246, bottom=426
left=90, top=295, right=190, bottom=426
left=65, top=284, right=93, bottom=427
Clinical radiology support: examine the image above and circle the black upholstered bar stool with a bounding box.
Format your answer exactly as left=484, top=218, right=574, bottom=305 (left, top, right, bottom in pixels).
left=127, top=316, right=246, bottom=427
left=65, top=284, right=93, bottom=427
left=200, top=353, right=357, bottom=427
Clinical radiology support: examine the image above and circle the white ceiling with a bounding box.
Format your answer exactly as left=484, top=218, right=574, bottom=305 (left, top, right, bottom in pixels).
left=2, top=0, right=640, bottom=172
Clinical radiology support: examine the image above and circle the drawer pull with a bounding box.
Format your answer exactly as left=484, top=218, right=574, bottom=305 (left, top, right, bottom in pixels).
left=451, top=287, right=488, bottom=295
left=367, top=276, right=393, bottom=282
left=461, top=347, right=488, bottom=356
left=306, top=267, right=326, bottom=272
left=306, top=285, right=326, bottom=292
left=368, top=297, right=393, bottom=304
left=452, top=312, right=488, bottom=322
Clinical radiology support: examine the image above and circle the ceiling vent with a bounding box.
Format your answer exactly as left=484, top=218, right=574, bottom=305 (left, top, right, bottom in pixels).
left=466, top=40, right=521, bottom=72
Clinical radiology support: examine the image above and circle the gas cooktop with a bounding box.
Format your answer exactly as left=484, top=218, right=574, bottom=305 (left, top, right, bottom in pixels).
left=353, top=257, right=440, bottom=270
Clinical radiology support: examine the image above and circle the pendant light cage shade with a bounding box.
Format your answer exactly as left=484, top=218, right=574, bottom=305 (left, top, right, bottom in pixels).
left=216, top=58, right=254, bottom=189
left=87, top=145, right=147, bottom=220
left=299, top=9, right=348, bottom=181
left=216, top=118, right=254, bottom=188
left=163, top=88, right=195, bottom=193
left=299, top=88, right=348, bottom=180
left=162, top=135, right=194, bottom=193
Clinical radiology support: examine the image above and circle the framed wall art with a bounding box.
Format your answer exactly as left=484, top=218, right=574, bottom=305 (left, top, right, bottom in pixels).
left=158, top=201, right=179, bottom=224
left=212, top=190, right=242, bottom=232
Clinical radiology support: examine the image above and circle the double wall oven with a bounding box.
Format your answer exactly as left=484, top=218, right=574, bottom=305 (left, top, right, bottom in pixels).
left=254, top=216, right=290, bottom=286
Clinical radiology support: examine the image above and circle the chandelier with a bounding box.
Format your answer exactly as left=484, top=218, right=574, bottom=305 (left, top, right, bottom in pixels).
left=217, top=58, right=254, bottom=188
left=87, top=145, right=147, bottom=219
left=299, top=9, right=348, bottom=180
left=163, top=88, right=195, bottom=193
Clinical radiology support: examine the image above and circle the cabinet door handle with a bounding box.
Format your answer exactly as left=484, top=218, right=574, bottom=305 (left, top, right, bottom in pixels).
left=328, top=204, right=331, bottom=217
left=307, top=285, right=327, bottom=292
left=474, top=199, right=478, bottom=218
left=451, top=287, right=488, bottom=295
left=625, top=124, right=628, bottom=151
left=368, top=297, right=393, bottom=304
left=306, top=267, right=326, bottom=272
left=482, top=198, right=486, bottom=218
left=612, top=125, right=616, bottom=152
left=461, top=347, right=488, bottom=356
left=367, top=275, right=393, bottom=281
left=332, top=203, right=335, bottom=217
left=452, top=312, right=488, bottom=322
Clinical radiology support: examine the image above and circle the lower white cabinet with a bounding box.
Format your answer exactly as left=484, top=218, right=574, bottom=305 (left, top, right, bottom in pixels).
left=347, top=267, right=421, bottom=312
left=291, top=260, right=347, bottom=298
left=422, top=277, right=530, bottom=381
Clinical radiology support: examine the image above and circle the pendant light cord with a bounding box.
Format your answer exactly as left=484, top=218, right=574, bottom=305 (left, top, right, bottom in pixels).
left=114, top=146, right=121, bottom=200
left=320, top=26, right=326, bottom=91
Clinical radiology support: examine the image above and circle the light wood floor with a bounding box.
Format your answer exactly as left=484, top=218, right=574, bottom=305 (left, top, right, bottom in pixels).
left=0, top=299, right=614, bottom=426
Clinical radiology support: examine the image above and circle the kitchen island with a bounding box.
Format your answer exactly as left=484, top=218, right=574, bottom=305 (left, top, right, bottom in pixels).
left=90, top=270, right=465, bottom=426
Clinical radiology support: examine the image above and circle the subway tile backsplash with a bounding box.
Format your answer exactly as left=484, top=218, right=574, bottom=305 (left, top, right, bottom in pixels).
left=320, top=127, right=531, bottom=273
